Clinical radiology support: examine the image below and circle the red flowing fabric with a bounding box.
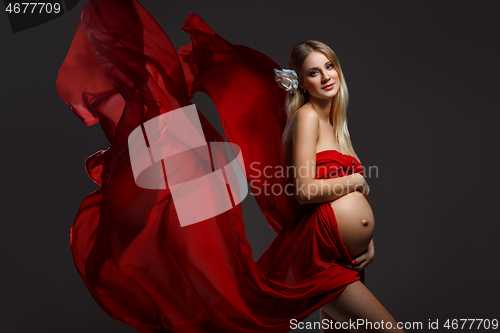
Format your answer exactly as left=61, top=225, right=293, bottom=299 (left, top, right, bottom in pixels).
left=57, top=0, right=363, bottom=331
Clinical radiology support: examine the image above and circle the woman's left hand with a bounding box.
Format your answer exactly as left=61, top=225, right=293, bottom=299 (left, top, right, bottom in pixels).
left=340, top=239, right=375, bottom=271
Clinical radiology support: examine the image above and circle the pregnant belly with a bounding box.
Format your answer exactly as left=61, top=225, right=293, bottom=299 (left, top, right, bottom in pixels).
left=330, top=191, right=375, bottom=258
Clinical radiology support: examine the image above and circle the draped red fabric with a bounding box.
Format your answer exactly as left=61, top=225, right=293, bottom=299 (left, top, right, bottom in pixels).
left=57, top=0, right=362, bottom=331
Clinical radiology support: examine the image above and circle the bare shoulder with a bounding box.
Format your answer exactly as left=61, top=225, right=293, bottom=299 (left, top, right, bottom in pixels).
left=295, top=104, right=317, bottom=120
left=287, top=105, right=320, bottom=148
left=294, top=105, right=319, bottom=130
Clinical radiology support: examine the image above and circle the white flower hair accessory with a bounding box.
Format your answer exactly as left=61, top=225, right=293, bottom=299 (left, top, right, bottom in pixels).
left=274, top=68, right=299, bottom=94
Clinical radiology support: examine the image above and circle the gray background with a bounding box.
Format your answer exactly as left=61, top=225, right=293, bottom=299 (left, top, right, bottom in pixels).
left=1, top=0, right=499, bottom=332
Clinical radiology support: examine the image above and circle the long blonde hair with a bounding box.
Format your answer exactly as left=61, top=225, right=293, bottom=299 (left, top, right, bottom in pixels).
left=282, top=40, right=360, bottom=162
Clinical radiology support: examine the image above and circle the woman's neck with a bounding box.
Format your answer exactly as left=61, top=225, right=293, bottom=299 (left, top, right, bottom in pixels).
left=307, top=95, right=333, bottom=123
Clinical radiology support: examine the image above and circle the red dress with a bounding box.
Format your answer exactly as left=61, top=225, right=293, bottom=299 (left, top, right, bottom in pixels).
left=57, top=0, right=363, bottom=331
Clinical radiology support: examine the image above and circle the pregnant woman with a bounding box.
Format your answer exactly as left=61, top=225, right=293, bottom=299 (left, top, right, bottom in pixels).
left=58, top=0, right=403, bottom=331
left=278, top=41, right=403, bottom=332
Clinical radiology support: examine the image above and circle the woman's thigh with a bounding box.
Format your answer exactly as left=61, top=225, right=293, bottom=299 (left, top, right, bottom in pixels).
left=320, top=270, right=365, bottom=333
left=321, top=280, right=405, bottom=333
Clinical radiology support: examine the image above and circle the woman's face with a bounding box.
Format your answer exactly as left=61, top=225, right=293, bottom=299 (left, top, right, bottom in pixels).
left=299, top=51, right=340, bottom=100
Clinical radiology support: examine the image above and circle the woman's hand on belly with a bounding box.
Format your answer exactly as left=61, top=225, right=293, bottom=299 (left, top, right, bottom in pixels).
left=353, top=173, right=370, bottom=197
left=339, top=238, right=375, bottom=272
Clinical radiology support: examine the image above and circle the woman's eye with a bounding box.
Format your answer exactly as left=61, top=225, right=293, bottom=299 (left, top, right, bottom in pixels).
left=327, top=63, right=334, bottom=69
left=309, top=71, right=317, bottom=76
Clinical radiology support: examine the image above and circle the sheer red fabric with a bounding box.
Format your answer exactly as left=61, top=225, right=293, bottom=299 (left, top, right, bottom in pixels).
left=57, top=0, right=362, bottom=331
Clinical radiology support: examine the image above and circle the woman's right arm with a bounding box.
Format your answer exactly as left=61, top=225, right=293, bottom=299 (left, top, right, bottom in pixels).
left=292, top=108, right=368, bottom=205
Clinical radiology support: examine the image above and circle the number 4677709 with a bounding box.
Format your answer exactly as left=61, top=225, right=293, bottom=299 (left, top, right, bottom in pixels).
left=5, top=2, right=62, bottom=14
left=443, top=319, right=498, bottom=330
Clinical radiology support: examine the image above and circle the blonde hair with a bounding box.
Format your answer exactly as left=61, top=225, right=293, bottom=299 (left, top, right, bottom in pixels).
left=282, top=40, right=360, bottom=162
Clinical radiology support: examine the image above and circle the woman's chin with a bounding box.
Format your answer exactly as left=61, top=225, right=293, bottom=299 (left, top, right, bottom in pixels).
left=309, top=88, right=339, bottom=100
